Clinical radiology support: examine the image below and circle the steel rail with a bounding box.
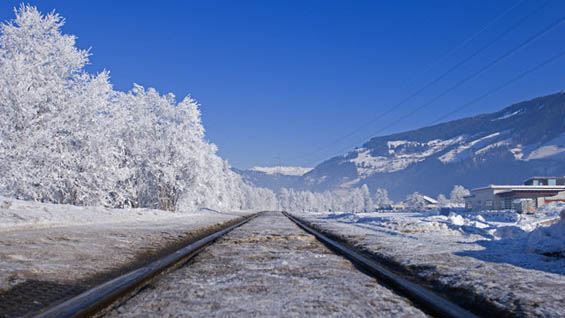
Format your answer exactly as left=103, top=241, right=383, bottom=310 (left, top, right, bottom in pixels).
left=33, top=213, right=260, bottom=318
left=283, top=212, right=478, bottom=318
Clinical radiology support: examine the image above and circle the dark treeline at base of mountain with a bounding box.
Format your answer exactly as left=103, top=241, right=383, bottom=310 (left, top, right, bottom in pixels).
left=240, top=92, right=565, bottom=201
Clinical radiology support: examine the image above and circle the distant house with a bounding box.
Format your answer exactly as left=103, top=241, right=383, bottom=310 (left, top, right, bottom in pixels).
left=404, top=194, right=438, bottom=210
left=465, top=177, right=565, bottom=211
left=391, top=203, right=406, bottom=211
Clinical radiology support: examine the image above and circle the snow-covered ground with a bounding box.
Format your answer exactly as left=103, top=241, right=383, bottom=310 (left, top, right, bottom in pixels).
left=0, top=197, right=251, bottom=294
left=0, top=196, right=247, bottom=232
left=294, top=203, right=565, bottom=317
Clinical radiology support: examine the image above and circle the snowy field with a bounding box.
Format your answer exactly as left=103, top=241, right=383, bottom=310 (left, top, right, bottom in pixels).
left=0, top=197, right=251, bottom=294
left=295, top=204, right=565, bottom=317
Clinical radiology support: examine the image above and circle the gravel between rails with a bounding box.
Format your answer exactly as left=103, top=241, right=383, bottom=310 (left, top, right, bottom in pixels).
left=104, top=211, right=428, bottom=317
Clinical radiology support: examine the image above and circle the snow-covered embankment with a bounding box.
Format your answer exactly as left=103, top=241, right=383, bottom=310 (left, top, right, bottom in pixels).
left=294, top=204, right=565, bottom=317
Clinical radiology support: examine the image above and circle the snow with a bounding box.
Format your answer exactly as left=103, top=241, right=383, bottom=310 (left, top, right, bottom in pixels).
left=510, top=144, right=524, bottom=160
left=492, top=109, right=523, bottom=121
left=526, top=209, right=565, bottom=256
left=474, top=139, right=510, bottom=155
left=516, top=132, right=565, bottom=161
left=249, top=166, right=312, bottom=176
left=351, top=136, right=463, bottom=176
left=295, top=203, right=565, bottom=316
left=104, top=212, right=427, bottom=317
left=349, top=132, right=507, bottom=174
left=0, top=197, right=251, bottom=294
left=351, top=149, right=413, bottom=175
left=0, top=196, right=219, bottom=231
left=0, top=5, right=279, bottom=213
left=386, top=140, right=412, bottom=149
left=447, top=212, right=465, bottom=225
left=526, top=145, right=565, bottom=160
left=277, top=186, right=374, bottom=213
left=438, top=132, right=501, bottom=163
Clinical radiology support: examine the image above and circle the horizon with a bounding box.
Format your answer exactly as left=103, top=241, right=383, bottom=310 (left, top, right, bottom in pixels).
left=2, top=0, right=565, bottom=169
left=1, top=6, right=565, bottom=315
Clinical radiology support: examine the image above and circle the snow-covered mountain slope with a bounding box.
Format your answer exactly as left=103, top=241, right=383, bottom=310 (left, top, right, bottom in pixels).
left=249, top=166, right=312, bottom=176
left=296, top=92, right=565, bottom=200
left=233, top=167, right=308, bottom=192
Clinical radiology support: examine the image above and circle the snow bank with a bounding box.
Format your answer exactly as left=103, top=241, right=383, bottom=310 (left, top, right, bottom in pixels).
left=297, top=205, right=565, bottom=316
left=526, top=209, right=565, bottom=256
left=438, top=205, right=564, bottom=256
left=313, top=203, right=565, bottom=255
left=0, top=196, right=231, bottom=231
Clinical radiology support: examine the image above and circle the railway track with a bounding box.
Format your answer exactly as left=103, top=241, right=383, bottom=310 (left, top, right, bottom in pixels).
left=284, top=212, right=477, bottom=318
left=32, top=213, right=260, bottom=318
left=31, top=211, right=476, bottom=317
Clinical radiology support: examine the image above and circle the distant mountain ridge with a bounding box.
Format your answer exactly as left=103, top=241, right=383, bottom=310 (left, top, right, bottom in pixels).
left=294, top=92, right=565, bottom=200
left=249, top=166, right=312, bottom=176
left=233, top=166, right=308, bottom=192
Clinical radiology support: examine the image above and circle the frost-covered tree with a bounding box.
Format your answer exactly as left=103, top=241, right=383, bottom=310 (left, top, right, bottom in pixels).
left=404, top=192, right=426, bottom=211
left=276, top=186, right=376, bottom=213
left=374, top=187, right=392, bottom=207
left=450, top=185, right=470, bottom=205
left=0, top=5, right=108, bottom=204
left=360, top=184, right=373, bottom=212
left=0, top=5, right=278, bottom=212
left=107, top=85, right=209, bottom=210
left=437, top=194, right=450, bottom=207
left=0, top=5, right=394, bottom=214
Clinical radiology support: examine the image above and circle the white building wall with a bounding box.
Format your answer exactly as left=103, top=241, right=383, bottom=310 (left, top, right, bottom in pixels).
left=466, top=187, right=565, bottom=211
left=466, top=188, right=497, bottom=211
left=542, top=191, right=565, bottom=204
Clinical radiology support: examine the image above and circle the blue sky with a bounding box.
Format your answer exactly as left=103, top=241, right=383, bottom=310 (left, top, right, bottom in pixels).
left=2, top=1, right=565, bottom=169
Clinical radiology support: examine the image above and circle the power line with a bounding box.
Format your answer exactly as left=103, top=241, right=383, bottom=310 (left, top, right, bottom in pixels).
left=373, top=17, right=564, bottom=128
left=300, top=51, right=565, bottom=167
left=400, top=0, right=527, bottom=90
left=429, top=49, right=565, bottom=125
left=300, top=17, right=565, bottom=166
left=285, top=0, right=550, bottom=164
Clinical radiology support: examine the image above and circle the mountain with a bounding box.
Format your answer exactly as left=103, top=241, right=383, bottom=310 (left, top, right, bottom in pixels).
left=248, top=166, right=312, bottom=176
left=234, top=166, right=311, bottom=192
left=294, top=92, right=565, bottom=201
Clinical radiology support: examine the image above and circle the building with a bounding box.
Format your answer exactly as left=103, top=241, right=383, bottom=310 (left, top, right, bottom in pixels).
left=403, top=194, right=439, bottom=210
left=391, top=203, right=406, bottom=211
left=524, top=176, right=565, bottom=186
left=421, top=195, right=439, bottom=209
left=465, top=177, right=565, bottom=211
